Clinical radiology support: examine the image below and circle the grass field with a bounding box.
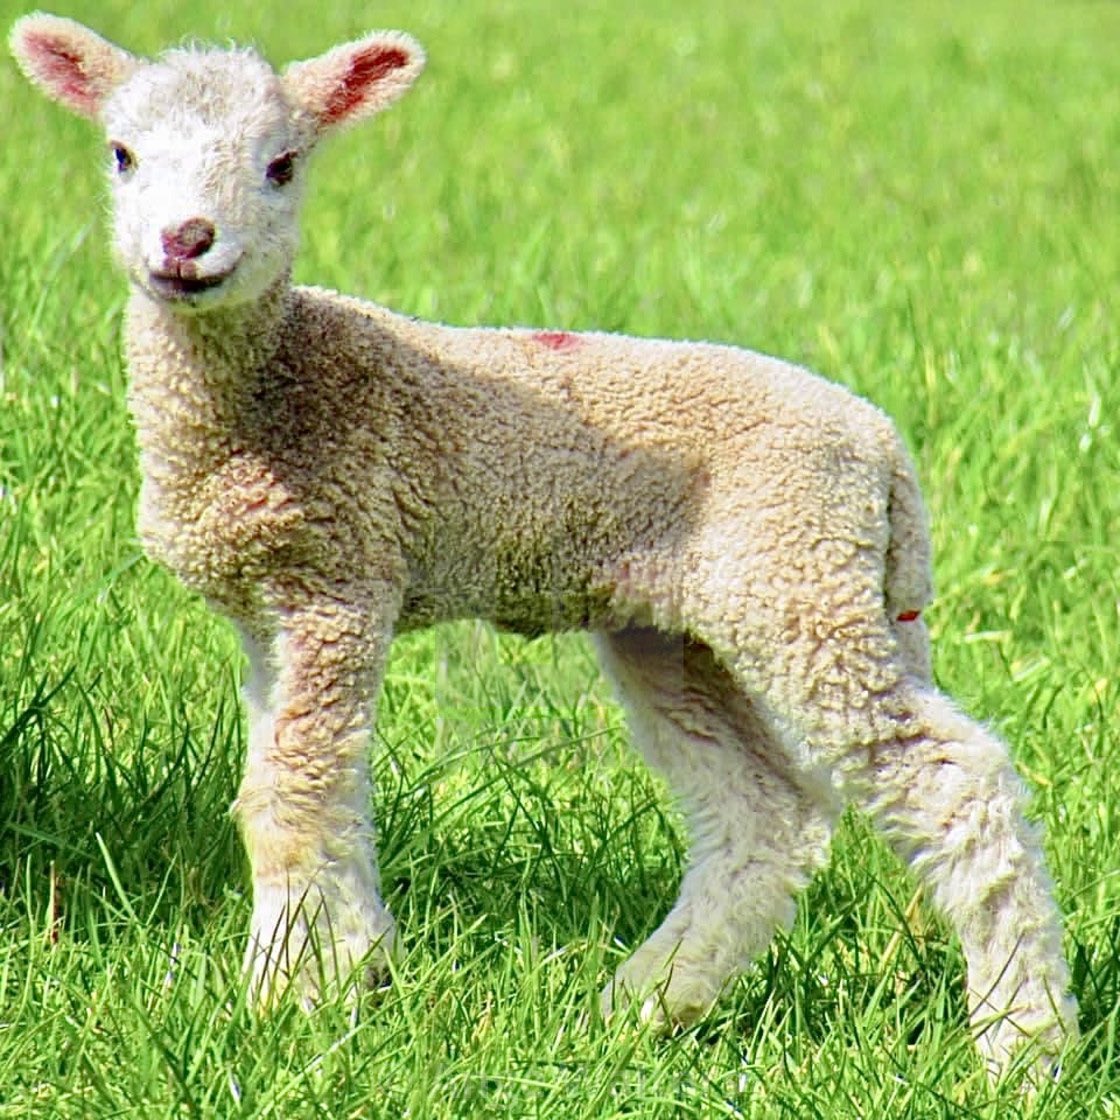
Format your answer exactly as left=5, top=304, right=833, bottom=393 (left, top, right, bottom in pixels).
left=2, top=0, right=1119, bottom=1115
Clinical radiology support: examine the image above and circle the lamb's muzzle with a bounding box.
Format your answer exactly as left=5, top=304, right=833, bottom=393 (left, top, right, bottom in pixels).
left=161, top=218, right=216, bottom=262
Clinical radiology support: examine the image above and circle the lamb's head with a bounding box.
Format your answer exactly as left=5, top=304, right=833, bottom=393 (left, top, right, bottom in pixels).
left=9, top=14, right=424, bottom=313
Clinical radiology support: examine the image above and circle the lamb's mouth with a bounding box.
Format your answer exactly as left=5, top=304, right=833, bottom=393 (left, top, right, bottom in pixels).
left=146, top=263, right=238, bottom=300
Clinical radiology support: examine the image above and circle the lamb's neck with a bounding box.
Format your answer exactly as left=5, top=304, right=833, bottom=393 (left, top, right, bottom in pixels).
left=124, top=277, right=290, bottom=480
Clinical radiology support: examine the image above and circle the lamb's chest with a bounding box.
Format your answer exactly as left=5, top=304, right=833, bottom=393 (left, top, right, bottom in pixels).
left=135, top=454, right=306, bottom=600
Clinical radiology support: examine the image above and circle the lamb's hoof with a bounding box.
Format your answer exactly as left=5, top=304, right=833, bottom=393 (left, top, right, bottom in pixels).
left=599, top=964, right=720, bottom=1032
left=977, top=1011, right=1079, bottom=1090
left=245, top=879, right=397, bottom=1010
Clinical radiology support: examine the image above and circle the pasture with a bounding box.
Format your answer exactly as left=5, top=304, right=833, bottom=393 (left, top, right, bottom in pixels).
left=1, top=0, right=1117, bottom=1115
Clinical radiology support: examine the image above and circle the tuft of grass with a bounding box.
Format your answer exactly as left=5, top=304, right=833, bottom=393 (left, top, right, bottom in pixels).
left=1, top=0, right=1118, bottom=1115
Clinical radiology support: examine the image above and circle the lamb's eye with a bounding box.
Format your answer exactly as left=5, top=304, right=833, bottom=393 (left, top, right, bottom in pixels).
left=266, top=152, right=296, bottom=187
left=110, top=143, right=135, bottom=174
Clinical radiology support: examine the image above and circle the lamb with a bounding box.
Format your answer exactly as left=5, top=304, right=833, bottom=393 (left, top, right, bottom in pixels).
left=9, top=12, right=1078, bottom=1080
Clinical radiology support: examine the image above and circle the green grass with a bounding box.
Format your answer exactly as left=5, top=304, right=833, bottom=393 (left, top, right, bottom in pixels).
left=2, top=0, right=1119, bottom=1115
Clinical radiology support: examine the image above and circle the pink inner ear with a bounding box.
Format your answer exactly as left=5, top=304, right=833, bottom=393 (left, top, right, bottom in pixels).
left=322, top=45, right=411, bottom=124
left=24, top=32, right=99, bottom=115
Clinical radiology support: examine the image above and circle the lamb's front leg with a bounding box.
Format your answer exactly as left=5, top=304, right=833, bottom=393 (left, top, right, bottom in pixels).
left=233, top=588, right=397, bottom=1007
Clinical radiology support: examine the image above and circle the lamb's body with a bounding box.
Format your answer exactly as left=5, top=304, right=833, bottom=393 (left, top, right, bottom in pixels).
left=130, top=283, right=921, bottom=642
left=11, top=13, right=1078, bottom=1082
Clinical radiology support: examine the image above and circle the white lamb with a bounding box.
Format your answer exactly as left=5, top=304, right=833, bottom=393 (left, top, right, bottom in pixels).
left=10, top=13, right=1078, bottom=1079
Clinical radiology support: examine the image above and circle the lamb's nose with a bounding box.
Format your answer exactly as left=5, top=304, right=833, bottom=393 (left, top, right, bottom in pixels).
left=161, top=218, right=216, bottom=261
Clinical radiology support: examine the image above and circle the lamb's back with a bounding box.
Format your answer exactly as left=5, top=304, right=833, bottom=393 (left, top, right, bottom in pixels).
left=279, top=288, right=903, bottom=633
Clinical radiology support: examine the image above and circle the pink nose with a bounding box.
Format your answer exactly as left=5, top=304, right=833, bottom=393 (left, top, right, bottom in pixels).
left=161, top=218, right=216, bottom=261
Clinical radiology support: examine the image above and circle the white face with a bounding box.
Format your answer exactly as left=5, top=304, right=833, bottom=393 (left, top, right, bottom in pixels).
left=101, top=51, right=316, bottom=313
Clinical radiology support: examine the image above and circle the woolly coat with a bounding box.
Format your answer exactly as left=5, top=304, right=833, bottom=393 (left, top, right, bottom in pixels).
left=127, top=278, right=932, bottom=658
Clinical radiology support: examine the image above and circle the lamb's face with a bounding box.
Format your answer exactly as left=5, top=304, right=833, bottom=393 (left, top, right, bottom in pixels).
left=10, top=15, right=425, bottom=317
left=103, top=52, right=315, bottom=312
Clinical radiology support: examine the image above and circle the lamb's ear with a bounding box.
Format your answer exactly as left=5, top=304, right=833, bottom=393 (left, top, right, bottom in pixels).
left=282, top=31, right=424, bottom=133
left=9, top=13, right=139, bottom=120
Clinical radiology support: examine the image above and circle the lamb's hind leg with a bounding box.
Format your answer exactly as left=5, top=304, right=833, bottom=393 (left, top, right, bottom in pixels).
left=595, top=627, right=838, bottom=1026
left=716, top=582, right=1078, bottom=1077
left=852, top=675, right=1079, bottom=1075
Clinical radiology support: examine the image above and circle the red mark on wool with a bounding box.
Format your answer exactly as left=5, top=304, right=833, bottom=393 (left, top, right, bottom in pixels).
left=322, top=46, right=410, bottom=124
left=533, top=331, right=582, bottom=352
left=896, top=610, right=921, bottom=623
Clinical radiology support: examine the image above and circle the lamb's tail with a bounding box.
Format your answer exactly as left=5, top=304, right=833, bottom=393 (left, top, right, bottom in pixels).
left=882, top=431, right=934, bottom=679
